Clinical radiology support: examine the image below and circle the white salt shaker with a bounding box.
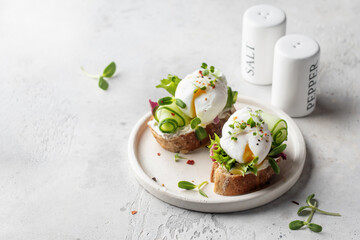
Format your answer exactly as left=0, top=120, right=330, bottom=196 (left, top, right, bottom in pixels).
left=241, top=4, right=286, bottom=85
left=272, top=34, right=320, bottom=117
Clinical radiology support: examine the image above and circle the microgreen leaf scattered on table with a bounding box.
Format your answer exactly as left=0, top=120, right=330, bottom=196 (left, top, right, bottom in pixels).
left=81, top=61, right=117, bottom=90
left=289, top=194, right=341, bottom=233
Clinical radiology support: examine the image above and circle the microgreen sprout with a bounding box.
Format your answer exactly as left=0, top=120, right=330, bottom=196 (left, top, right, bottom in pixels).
left=247, top=117, right=256, bottom=128
left=203, top=69, right=210, bottom=76
left=195, top=126, right=207, bottom=140
left=178, top=180, right=209, bottom=198
left=81, top=61, right=116, bottom=90
left=266, top=144, right=286, bottom=174
left=190, top=117, right=201, bottom=129
left=289, top=194, right=341, bottom=233
left=175, top=98, right=186, bottom=108
left=158, top=96, right=173, bottom=106
left=200, top=62, right=221, bottom=80
left=190, top=117, right=207, bottom=140
left=175, top=153, right=185, bottom=162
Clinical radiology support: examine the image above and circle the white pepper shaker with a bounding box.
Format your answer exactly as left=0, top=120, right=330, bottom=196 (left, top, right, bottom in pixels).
left=272, top=34, right=321, bottom=117
left=241, top=4, right=286, bottom=85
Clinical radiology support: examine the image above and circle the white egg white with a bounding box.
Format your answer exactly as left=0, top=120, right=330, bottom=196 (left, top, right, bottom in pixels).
left=220, top=107, right=273, bottom=164
left=174, top=69, right=228, bottom=124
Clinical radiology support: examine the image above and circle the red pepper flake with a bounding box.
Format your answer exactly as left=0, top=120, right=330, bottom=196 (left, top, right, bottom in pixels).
left=157, top=153, right=161, bottom=156
left=212, top=86, right=215, bottom=89
left=205, top=98, right=208, bottom=101
left=264, top=133, right=267, bottom=136
left=131, top=210, right=137, bottom=215
left=171, top=113, right=175, bottom=116
left=199, top=70, right=203, bottom=77
left=187, top=160, right=195, bottom=165
left=292, top=201, right=299, bottom=205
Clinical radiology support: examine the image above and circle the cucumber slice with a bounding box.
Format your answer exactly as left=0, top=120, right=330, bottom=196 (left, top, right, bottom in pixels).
left=159, top=119, right=178, bottom=133
left=154, top=101, right=190, bottom=133
left=156, top=107, right=185, bottom=127
left=257, top=110, right=288, bottom=146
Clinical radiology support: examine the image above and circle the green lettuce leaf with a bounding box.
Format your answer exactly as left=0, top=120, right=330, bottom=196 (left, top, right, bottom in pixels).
left=208, top=134, right=259, bottom=175
left=156, top=74, right=181, bottom=96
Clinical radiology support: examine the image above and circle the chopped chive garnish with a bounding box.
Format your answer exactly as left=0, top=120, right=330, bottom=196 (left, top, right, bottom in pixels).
left=201, top=63, right=208, bottom=69
left=231, top=137, right=238, bottom=141
left=210, top=66, right=215, bottom=73
left=200, top=86, right=207, bottom=90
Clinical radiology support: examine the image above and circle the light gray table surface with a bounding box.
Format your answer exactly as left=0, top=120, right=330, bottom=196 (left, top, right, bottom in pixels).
left=1, top=0, right=359, bottom=239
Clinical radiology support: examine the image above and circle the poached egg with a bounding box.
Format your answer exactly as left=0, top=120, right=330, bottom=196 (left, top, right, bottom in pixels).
left=174, top=69, right=228, bottom=125
left=220, top=107, right=273, bottom=165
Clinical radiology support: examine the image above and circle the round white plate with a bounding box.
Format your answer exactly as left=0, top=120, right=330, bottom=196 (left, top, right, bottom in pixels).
left=128, top=96, right=305, bottom=213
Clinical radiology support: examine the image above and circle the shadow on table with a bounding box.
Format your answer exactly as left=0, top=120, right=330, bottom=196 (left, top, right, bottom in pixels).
left=310, top=92, right=354, bottom=119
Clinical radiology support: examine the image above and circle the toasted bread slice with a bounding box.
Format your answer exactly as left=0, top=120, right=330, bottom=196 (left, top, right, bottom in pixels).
left=210, top=158, right=281, bottom=196
left=148, top=108, right=234, bottom=153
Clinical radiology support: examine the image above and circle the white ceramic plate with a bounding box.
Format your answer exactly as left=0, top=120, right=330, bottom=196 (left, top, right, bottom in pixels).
left=128, top=96, right=305, bottom=213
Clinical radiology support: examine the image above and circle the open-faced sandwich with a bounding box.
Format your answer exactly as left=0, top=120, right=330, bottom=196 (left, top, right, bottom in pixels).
left=148, top=63, right=238, bottom=153
left=209, top=107, right=288, bottom=196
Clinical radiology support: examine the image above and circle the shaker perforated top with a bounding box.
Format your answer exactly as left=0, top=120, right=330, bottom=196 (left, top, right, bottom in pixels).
left=243, top=4, right=286, bottom=28
left=275, top=34, right=320, bottom=59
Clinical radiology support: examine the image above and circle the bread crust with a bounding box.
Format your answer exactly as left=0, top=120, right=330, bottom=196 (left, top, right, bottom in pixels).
left=148, top=108, right=234, bottom=153
left=210, top=158, right=281, bottom=196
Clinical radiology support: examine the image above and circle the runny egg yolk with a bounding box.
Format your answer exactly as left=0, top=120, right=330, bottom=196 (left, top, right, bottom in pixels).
left=243, top=144, right=255, bottom=163
left=191, top=89, right=207, bottom=116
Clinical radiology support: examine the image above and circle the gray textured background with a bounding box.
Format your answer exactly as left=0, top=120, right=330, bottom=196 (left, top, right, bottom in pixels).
left=1, top=0, right=359, bottom=239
